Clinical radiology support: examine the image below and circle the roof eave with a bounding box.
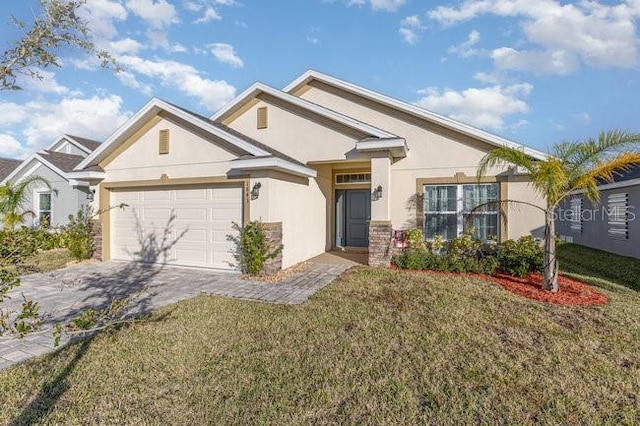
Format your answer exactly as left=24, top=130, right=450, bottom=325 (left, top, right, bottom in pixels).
left=356, top=138, right=408, bottom=158
left=231, top=156, right=317, bottom=178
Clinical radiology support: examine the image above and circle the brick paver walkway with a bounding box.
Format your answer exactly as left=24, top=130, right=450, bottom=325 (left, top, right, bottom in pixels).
left=0, top=259, right=351, bottom=370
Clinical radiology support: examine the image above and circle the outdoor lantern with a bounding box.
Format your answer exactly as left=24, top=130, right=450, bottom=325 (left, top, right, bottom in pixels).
left=373, top=184, right=383, bottom=201
left=87, top=189, right=95, bottom=202
left=251, top=182, right=262, bottom=200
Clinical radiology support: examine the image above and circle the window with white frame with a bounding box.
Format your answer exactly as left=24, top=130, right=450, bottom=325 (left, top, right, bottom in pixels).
left=607, top=193, right=628, bottom=239
left=423, top=183, right=499, bottom=241
left=569, top=197, right=583, bottom=232
left=37, top=191, right=52, bottom=226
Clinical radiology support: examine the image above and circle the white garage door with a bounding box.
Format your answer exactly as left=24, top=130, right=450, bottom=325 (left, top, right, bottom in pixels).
left=111, top=185, right=243, bottom=270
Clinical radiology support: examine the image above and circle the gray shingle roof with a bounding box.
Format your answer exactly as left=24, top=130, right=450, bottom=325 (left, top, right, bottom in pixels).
left=66, top=135, right=102, bottom=152
left=0, top=157, right=21, bottom=181
left=40, top=150, right=85, bottom=173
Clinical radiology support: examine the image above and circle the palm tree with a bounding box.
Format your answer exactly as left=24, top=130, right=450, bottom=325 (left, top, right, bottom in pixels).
left=0, top=176, right=51, bottom=229
left=478, top=130, right=640, bottom=292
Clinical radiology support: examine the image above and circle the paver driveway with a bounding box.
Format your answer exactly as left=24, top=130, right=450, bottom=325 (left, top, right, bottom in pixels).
left=0, top=259, right=351, bottom=370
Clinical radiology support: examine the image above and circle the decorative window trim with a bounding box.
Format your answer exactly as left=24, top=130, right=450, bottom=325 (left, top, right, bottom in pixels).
left=608, top=192, right=629, bottom=240
left=423, top=183, right=500, bottom=242
left=159, top=129, right=170, bottom=155
left=257, top=107, right=268, bottom=129
left=34, top=189, right=52, bottom=226
left=335, top=173, right=371, bottom=185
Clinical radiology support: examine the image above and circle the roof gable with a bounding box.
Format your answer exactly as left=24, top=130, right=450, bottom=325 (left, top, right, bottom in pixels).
left=75, top=98, right=316, bottom=178
left=284, top=70, right=547, bottom=161
left=211, top=82, right=398, bottom=140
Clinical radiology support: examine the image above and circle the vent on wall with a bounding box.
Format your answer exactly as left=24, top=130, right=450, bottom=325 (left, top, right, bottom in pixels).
left=159, top=129, right=170, bottom=155
left=257, top=107, right=268, bottom=129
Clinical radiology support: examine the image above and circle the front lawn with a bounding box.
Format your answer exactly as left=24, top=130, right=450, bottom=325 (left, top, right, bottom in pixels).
left=2, top=248, right=74, bottom=276
left=1, top=265, right=639, bottom=424
left=558, top=242, right=640, bottom=291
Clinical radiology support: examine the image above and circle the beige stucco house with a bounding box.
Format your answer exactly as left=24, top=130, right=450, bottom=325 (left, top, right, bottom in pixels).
left=71, top=70, right=546, bottom=271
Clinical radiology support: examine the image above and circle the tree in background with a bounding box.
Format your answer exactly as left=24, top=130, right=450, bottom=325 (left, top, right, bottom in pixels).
left=0, top=0, right=118, bottom=90
left=478, top=130, right=640, bottom=292
left=0, top=176, right=51, bottom=229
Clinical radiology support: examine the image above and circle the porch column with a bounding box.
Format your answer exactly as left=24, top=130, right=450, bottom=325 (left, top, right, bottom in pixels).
left=369, top=154, right=392, bottom=267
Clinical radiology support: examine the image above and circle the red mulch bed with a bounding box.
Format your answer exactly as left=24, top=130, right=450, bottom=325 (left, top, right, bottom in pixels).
left=485, top=273, right=609, bottom=306
left=391, top=266, right=609, bottom=306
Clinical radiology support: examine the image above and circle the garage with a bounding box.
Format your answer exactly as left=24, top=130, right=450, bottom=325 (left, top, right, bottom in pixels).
left=111, top=184, right=243, bottom=270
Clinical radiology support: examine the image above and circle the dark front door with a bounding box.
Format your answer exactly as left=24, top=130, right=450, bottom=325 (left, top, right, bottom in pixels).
left=336, top=189, right=371, bottom=247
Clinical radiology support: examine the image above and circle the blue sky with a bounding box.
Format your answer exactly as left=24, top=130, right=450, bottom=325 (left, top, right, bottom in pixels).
left=1, top=0, right=639, bottom=158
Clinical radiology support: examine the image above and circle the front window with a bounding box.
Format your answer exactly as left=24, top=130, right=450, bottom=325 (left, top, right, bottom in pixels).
left=423, top=183, right=499, bottom=241
left=38, top=192, right=52, bottom=226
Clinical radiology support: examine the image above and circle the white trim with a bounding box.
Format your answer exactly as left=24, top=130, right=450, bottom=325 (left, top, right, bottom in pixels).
left=2, top=153, right=82, bottom=186
left=33, top=187, right=52, bottom=227
left=284, top=70, right=548, bottom=161
left=75, top=98, right=272, bottom=172
left=355, top=138, right=408, bottom=157
left=210, top=83, right=397, bottom=139
left=48, top=135, right=95, bottom=155
left=231, top=156, right=317, bottom=178
left=66, top=171, right=106, bottom=181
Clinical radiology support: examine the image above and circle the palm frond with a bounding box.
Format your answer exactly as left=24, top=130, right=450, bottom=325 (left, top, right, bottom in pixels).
left=568, top=152, right=640, bottom=204
left=477, top=147, right=536, bottom=180
left=564, top=129, right=640, bottom=177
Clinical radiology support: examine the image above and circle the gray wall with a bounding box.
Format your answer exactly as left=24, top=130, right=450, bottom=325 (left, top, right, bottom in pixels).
left=556, top=184, right=640, bottom=259
left=13, top=163, right=90, bottom=228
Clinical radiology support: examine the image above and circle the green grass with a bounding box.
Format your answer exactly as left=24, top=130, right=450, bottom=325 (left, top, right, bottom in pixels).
left=1, top=264, right=639, bottom=425
left=558, top=243, right=640, bottom=291
left=2, top=248, right=74, bottom=276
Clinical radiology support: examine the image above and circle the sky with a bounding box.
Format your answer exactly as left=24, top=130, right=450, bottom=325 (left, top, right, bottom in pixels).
left=1, top=0, right=639, bottom=159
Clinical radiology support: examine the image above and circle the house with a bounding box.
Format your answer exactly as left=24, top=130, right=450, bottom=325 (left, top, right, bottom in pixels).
left=0, top=157, right=22, bottom=182
left=2, top=135, right=102, bottom=227
left=557, top=164, right=640, bottom=259
left=72, top=70, right=547, bottom=271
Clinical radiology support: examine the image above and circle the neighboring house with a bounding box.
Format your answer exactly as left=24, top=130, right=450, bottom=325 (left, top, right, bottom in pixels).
left=557, top=164, right=640, bottom=259
left=0, top=157, right=22, bottom=182
left=72, top=70, right=546, bottom=271
left=1, top=135, right=102, bottom=227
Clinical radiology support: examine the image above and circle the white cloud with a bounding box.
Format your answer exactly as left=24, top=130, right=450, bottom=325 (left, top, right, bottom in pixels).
left=427, top=0, right=640, bottom=73
left=0, top=95, right=131, bottom=155
left=0, top=135, right=29, bottom=159
left=399, top=15, right=426, bottom=44
left=574, top=112, right=591, bottom=125
left=118, top=55, right=236, bottom=109
left=209, top=43, right=244, bottom=67
left=79, top=0, right=128, bottom=39
left=449, top=30, right=481, bottom=58
left=195, top=7, right=221, bottom=23
left=415, top=83, right=533, bottom=130
left=348, top=0, right=405, bottom=12
left=21, top=96, right=131, bottom=151
left=107, top=37, right=145, bottom=55
left=126, top=0, right=179, bottom=28
left=0, top=103, right=28, bottom=126
left=17, top=69, right=69, bottom=94
left=491, top=47, right=580, bottom=75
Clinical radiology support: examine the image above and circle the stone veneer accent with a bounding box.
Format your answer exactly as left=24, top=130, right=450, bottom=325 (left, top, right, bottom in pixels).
left=368, top=221, right=393, bottom=267
left=90, top=219, right=102, bottom=261
left=262, top=221, right=283, bottom=274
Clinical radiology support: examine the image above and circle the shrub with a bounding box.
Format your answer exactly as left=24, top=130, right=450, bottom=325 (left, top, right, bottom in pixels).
left=497, top=236, right=543, bottom=277
left=61, top=206, right=94, bottom=260
left=406, top=229, right=426, bottom=250
left=393, top=249, right=498, bottom=275
left=0, top=226, right=63, bottom=264
left=228, top=221, right=283, bottom=275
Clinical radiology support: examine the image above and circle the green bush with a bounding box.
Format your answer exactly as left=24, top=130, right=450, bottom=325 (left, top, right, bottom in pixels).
left=0, top=226, right=64, bottom=264
left=497, top=236, right=543, bottom=277
left=61, top=206, right=94, bottom=260
left=393, top=249, right=498, bottom=275
left=227, top=221, right=283, bottom=275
